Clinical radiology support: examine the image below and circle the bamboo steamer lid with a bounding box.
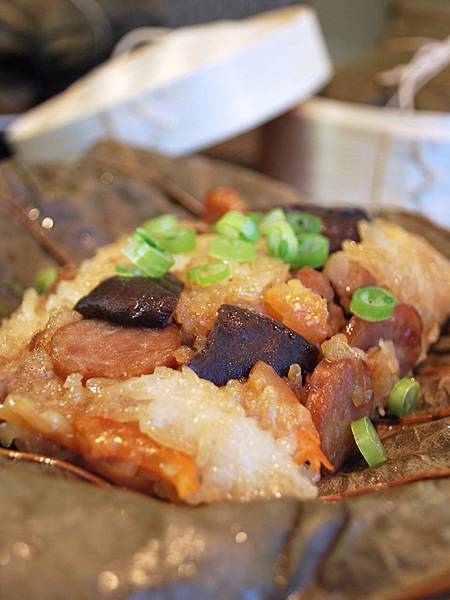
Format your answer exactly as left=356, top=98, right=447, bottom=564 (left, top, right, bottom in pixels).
left=7, top=6, right=331, bottom=163
left=262, top=1, right=450, bottom=228
left=263, top=97, right=450, bottom=228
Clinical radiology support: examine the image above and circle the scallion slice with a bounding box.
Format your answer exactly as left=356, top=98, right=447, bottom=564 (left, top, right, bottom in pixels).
left=35, top=267, right=57, bottom=294
left=265, top=221, right=298, bottom=263
left=259, top=208, right=286, bottom=234
left=115, top=264, right=144, bottom=277
left=208, top=236, right=256, bottom=262
left=215, top=210, right=260, bottom=242
left=350, top=286, right=396, bottom=322
left=289, top=232, right=329, bottom=269
left=286, top=210, right=322, bottom=234
left=186, top=262, right=230, bottom=286
left=123, top=231, right=174, bottom=278
left=247, top=211, right=264, bottom=225
left=351, top=417, right=386, bottom=467
left=134, top=227, right=166, bottom=251
left=159, top=227, right=196, bottom=254
left=388, top=377, right=420, bottom=417
left=142, top=214, right=177, bottom=236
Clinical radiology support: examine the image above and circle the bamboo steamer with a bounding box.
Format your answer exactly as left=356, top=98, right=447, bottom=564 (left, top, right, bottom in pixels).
left=6, top=7, right=331, bottom=163
left=263, top=97, right=450, bottom=228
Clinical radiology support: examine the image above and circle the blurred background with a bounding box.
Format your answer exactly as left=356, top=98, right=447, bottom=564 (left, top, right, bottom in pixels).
left=0, top=0, right=390, bottom=129
left=0, top=0, right=449, bottom=224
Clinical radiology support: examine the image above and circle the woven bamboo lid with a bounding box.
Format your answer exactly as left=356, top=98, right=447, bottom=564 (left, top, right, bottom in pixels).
left=6, top=6, right=331, bottom=163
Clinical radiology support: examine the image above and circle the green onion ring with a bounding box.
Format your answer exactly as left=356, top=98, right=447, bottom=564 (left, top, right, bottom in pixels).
left=159, top=227, right=196, bottom=254
left=215, top=210, right=260, bottom=242
left=265, top=221, right=298, bottom=263
left=289, top=232, right=329, bottom=269
left=247, top=211, right=264, bottom=225
left=259, top=208, right=286, bottom=234
left=350, top=286, right=396, bottom=322
left=208, top=236, right=257, bottom=262
left=186, top=262, right=230, bottom=286
left=351, top=417, right=386, bottom=467
left=142, top=214, right=177, bottom=236
left=286, top=210, right=322, bottom=234
left=123, top=232, right=174, bottom=278
left=388, top=377, right=420, bottom=417
left=35, top=267, right=57, bottom=294
left=134, top=227, right=166, bottom=251
left=115, top=264, right=144, bottom=277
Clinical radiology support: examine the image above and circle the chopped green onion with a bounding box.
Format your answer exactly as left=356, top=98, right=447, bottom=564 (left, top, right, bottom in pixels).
left=35, top=267, right=57, bottom=294
left=351, top=417, right=386, bottom=467
left=289, top=232, right=329, bottom=269
left=209, top=236, right=256, bottom=262
left=388, top=377, right=420, bottom=417
left=142, top=214, right=177, bottom=235
left=115, top=264, right=144, bottom=277
left=186, top=262, right=230, bottom=286
left=134, top=227, right=166, bottom=251
left=350, top=286, right=396, bottom=322
left=123, top=231, right=174, bottom=278
left=247, top=211, right=264, bottom=225
left=159, top=227, right=196, bottom=254
left=266, top=221, right=298, bottom=263
left=286, top=210, right=322, bottom=234
left=260, top=208, right=286, bottom=234
left=215, top=210, right=260, bottom=242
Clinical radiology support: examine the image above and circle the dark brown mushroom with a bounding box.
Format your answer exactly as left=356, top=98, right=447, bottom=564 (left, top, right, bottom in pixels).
left=74, top=274, right=183, bottom=328
left=189, top=304, right=319, bottom=386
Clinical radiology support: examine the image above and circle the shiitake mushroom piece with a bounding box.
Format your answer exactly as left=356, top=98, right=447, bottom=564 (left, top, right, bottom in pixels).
left=74, top=274, right=183, bottom=328
left=285, top=205, right=371, bottom=253
left=189, top=304, right=319, bottom=386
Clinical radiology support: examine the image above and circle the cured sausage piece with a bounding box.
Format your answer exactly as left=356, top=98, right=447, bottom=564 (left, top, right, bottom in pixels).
left=295, top=267, right=335, bottom=303
left=75, top=274, right=183, bottom=328
left=202, top=187, right=246, bottom=223
left=305, top=358, right=374, bottom=470
left=243, top=361, right=333, bottom=475
left=50, top=319, right=182, bottom=380
left=295, top=267, right=346, bottom=336
left=327, top=303, right=347, bottom=337
left=324, top=252, right=376, bottom=312
left=346, top=304, right=422, bottom=375
left=73, top=416, right=198, bottom=499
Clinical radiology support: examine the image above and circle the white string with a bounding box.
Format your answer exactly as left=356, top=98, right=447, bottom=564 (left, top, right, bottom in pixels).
left=374, top=36, right=450, bottom=214
left=378, top=35, right=450, bottom=110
